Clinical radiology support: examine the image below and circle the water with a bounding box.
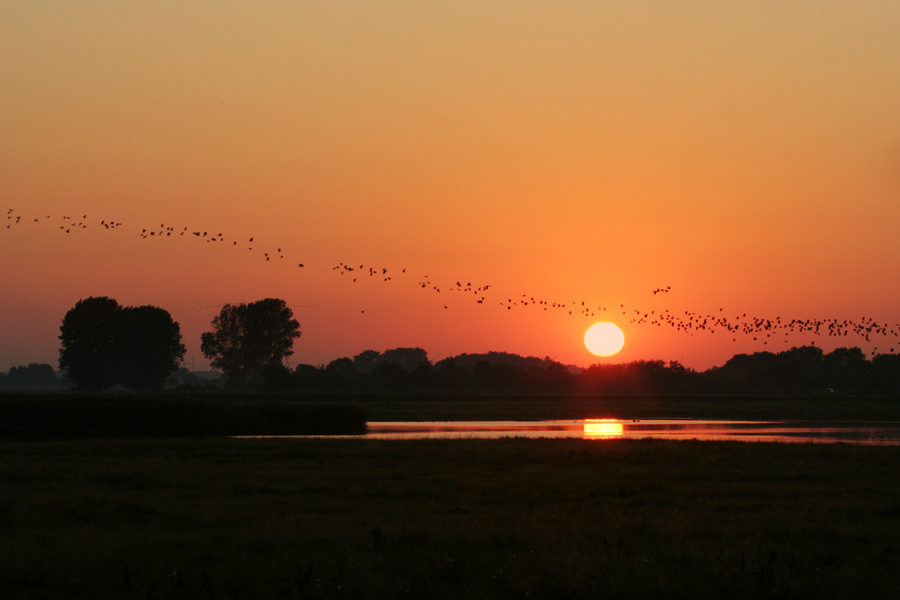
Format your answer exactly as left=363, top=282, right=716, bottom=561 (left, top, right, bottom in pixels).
left=362, top=419, right=900, bottom=445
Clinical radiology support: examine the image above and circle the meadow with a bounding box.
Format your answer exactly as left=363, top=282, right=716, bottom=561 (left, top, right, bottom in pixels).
left=2, top=430, right=900, bottom=598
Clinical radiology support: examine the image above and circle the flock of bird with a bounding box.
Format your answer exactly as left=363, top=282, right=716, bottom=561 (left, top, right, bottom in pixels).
left=6, top=207, right=900, bottom=353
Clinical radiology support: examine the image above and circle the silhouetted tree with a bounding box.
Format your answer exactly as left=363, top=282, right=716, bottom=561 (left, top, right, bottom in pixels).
left=433, top=357, right=464, bottom=389
left=372, top=361, right=408, bottom=388
left=409, top=359, right=433, bottom=388
left=776, top=346, right=824, bottom=390
left=200, top=298, right=301, bottom=388
left=325, top=357, right=355, bottom=376
left=234, top=343, right=900, bottom=394
left=59, top=297, right=121, bottom=390
left=577, top=359, right=699, bottom=393
left=473, top=360, right=523, bottom=389
left=823, top=347, right=868, bottom=391
left=115, top=305, right=186, bottom=391
left=292, top=364, right=324, bottom=389
left=5, top=363, right=59, bottom=388
left=323, top=357, right=357, bottom=389
left=448, top=351, right=554, bottom=373
left=871, top=354, right=900, bottom=393
left=710, top=351, right=777, bottom=390
left=352, top=350, right=382, bottom=374
left=381, top=347, right=430, bottom=372
left=59, top=298, right=187, bottom=391
left=168, top=367, right=207, bottom=388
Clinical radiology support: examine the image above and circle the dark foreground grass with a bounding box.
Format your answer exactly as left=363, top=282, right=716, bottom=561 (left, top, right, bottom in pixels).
left=1, top=438, right=899, bottom=599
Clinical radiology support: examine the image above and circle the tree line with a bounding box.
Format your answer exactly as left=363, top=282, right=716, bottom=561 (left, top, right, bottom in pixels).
left=53, top=296, right=299, bottom=391
left=3, top=295, right=900, bottom=393
left=289, top=346, right=900, bottom=394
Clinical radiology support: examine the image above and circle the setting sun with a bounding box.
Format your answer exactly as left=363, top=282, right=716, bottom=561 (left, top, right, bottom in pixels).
left=584, top=323, right=625, bottom=357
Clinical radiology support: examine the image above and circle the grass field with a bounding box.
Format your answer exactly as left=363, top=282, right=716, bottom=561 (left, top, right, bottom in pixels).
left=2, top=435, right=899, bottom=599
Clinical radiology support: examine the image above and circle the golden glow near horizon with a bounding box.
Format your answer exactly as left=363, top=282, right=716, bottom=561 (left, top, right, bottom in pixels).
left=584, top=323, right=626, bottom=357
left=583, top=419, right=624, bottom=438
left=2, top=2, right=900, bottom=372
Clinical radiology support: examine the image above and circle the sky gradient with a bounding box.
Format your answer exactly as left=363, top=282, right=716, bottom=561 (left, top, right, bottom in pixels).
left=2, top=1, right=899, bottom=372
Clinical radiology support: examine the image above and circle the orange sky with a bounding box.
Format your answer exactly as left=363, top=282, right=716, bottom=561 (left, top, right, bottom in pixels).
left=2, top=1, right=899, bottom=372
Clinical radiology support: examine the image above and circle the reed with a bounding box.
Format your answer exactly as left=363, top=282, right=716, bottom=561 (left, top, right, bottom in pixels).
left=0, top=393, right=367, bottom=438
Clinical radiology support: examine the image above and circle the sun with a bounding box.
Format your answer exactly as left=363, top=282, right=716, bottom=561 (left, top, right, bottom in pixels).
left=584, top=322, right=625, bottom=357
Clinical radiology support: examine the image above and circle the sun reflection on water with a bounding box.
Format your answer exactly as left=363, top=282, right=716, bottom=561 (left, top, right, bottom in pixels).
left=583, top=419, right=624, bottom=438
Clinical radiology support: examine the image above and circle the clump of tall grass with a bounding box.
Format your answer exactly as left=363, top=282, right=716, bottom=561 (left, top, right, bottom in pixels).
left=0, top=393, right=366, bottom=438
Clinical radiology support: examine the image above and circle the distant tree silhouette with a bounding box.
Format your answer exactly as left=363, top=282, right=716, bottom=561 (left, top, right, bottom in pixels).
left=473, top=360, right=523, bottom=389
left=372, top=361, right=408, bottom=388
left=444, top=351, right=556, bottom=373
left=823, top=347, right=868, bottom=391
left=433, top=357, right=464, bottom=389
left=115, top=305, right=186, bottom=391
left=352, top=350, right=382, bottom=374
left=4, top=363, right=60, bottom=388
left=324, top=357, right=357, bottom=388
left=266, top=345, right=900, bottom=394
left=58, top=297, right=121, bottom=390
left=168, top=367, right=208, bottom=389
left=381, top=347, right=430, bottom=372
left=709, top=351, right=779, bottom=391
left=870, top=354, right=900, bottom=393
left=325, top=357, right=355, bottom=377
left=775, top=346, right=825, bottom=390
left=292, top=364, right=324, bottom=389
left=200, top=298, right=300, bottom=388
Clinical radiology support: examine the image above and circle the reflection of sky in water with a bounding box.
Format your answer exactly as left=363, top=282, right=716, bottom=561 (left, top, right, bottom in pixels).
left=356, top=420, right=900, bottom=445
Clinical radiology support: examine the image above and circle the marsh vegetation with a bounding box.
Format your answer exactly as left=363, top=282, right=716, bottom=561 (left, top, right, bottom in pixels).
left=2, top=435, right=899, bottom=599
left=0, top=394, right=366, bottom=439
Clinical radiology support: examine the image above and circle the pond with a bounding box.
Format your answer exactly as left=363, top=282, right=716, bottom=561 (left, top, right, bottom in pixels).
left=361, top=419, right=900, bottom=445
